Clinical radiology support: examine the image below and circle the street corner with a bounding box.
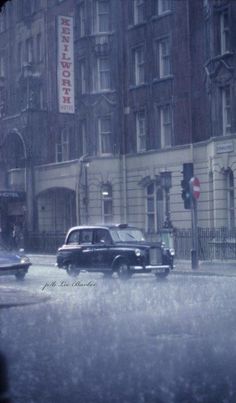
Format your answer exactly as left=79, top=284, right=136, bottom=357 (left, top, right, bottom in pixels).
left=0, top=286, right=51, bottom=309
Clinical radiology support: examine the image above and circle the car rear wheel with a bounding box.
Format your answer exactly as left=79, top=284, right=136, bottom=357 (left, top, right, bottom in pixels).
left=155, top=269, right=169, bottom=280
left=117, top=261, right=131, bottom=280
left=65, top=263, right=80, bottom=277
left=15, top=272, right=26, bottom=281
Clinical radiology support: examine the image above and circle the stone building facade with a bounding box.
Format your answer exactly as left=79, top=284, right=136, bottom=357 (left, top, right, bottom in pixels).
left=0, top=0, right=235, bottom=247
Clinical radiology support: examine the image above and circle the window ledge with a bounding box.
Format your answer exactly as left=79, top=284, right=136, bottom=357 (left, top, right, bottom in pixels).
left=153, top=75, right=173, bottom=83
left=91, top=89, right=116, bottom=95
left=151, top=11, right=173, bottom=21
left=127, top=22, right=146, bottom=31
left=129, top=83, right=147, bottom=90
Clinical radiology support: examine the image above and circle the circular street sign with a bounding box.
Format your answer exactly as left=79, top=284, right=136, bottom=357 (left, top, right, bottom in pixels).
left=190, top=177, right=200, bottom=200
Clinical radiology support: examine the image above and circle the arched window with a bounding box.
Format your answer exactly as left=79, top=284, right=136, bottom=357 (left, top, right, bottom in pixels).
left=101, top=183, right=112, bottom=223
left=146, top=182, right=164, bottom=233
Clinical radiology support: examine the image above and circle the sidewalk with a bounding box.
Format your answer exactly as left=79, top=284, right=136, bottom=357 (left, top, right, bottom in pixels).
left=27, top=254, right=236, bottom=277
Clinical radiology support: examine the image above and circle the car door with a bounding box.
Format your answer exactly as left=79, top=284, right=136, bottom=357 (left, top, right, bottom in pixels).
left=92, top=229, right=113, bottom=271
left=79, top=229, right=94, bottom=270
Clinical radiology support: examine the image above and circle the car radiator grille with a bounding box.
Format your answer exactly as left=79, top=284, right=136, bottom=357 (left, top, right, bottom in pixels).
left=149, top=247, right=162, bottom=265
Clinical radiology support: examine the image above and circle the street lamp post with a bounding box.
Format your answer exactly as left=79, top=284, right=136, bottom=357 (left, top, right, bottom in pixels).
left=160, top=171, right=172, bottom=229
left=78, top=155, right=90, bottom=224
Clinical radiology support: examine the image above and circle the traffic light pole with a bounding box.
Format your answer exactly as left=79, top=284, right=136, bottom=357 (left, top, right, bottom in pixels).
left=191, top=195, right=199, bottom=269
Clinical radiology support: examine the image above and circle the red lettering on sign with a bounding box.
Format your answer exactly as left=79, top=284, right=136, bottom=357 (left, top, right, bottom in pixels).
left=61, top=53, right=71, bottom=61
left=61, top=61, right=72, bottom=69
left=61, top=18, right=70, bottom=26
left=62, top=79, right=72, bottom=87
left=62, top=71, right=71, bottom=78
left=62, top=36, right=70, bottom=43
left=63, top=96, right=71, bottom=104
left=62, top=27, right=70, bottom=35
left=62, top=88, right=71, bottom=95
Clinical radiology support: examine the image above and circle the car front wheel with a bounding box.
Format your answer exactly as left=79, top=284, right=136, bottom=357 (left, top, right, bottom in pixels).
left=65, top=263, right=80, bottom=277
left=117, top=261, right=131, bottom=280
left=15, top=272, right=26, bottom=281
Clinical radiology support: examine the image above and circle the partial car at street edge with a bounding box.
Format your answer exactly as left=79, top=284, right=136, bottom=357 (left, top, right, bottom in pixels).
left=0, top=245, right=32, bottom=281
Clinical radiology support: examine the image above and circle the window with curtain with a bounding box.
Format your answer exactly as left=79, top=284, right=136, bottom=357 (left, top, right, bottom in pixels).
left=98, top=116, right=112, bottom=154
left=220, top=9, right=230, bottom=54
left=133, top=0, right=145, bottom=25
left=132, top=46, right=145, bottom=85
left=56, top=128, right=70, bottom=162
left=136, top=110, right=146, bottom=152
left=146, top=182, right=164, bottom=232
left=92, top=0, right=110, bottom=33
left=226, top=169, right=235, bottom=229
left=101, top=183, right=113, bottom=223
left=160, top=104, right=172, bottom=148
left=222, top=86, right=231, bottom=135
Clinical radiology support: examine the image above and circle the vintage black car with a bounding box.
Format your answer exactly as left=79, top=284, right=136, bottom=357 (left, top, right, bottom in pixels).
left=57, top=224, right=174, bottom=279
left=0, top=245, right=31, bottom=281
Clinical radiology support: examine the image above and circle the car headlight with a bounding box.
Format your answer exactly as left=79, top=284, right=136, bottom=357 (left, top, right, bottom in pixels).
left=20, top=256, right=31, bottom=264
left=135, top=248, right=141, bottom=257
left=169, top=248, right=175, bottom=256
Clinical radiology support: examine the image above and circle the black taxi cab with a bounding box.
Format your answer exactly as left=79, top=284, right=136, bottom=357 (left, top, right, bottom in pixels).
left=56, top=224, right=174, bottom=279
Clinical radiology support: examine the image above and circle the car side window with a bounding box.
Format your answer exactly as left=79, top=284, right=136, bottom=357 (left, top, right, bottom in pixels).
left=67, top=230, right=80, bottom=244
left=80, top=230, right=93, bottom=244
left=93, top=229, right=112, bottom=245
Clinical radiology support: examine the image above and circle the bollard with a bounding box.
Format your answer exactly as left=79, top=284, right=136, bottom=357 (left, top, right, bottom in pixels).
left=191, top=249, right=199, bottom=270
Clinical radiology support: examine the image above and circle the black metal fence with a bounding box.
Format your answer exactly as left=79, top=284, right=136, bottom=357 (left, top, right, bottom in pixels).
left=24, top=228, right=236, bottom=261
left=174, top=227, right=236, bottom=261
left=26, top=232, right=66, bottom=254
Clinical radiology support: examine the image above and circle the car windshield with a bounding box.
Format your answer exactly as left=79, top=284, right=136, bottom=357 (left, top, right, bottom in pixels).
left=110, top=228, right=145, bottom=242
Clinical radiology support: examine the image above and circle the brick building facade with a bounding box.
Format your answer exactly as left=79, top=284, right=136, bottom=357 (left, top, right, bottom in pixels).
left=0, top=0, right=235, bottom=248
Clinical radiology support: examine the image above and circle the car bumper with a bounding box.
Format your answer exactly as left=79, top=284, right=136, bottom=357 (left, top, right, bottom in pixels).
left=0, top=264, right=31, bottom=276
left=130, top=265, right=170, bottom=273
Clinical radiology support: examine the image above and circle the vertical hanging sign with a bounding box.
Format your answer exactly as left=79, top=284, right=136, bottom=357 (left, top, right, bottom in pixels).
left=57, top=16, right=75, bottom=113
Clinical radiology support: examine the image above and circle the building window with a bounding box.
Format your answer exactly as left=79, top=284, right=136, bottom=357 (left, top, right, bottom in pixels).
left=220, top=10, right=230, bottom=54
left=17, top=42, right=23, bottom=70
left=92, top=0, right=110, bottom=33
left=78, top=2, right=85, bottom=36
left=56, top=128, right=69, bottom=162
left=222, top=86, right=231, bottom=135
left=132, top=46, right=145, bottom=85
left=146, top=182, right=164, bottom=233
left=80, top=120, right=87, bottom=155
left=160, top=105, right=172, bottom=148
left=36, top=33, right=42, bottom=63
left=0, top=7, right=6, bottom=32
left=25, top=38, right=33, bottom=64
left=0, top=54, right=5, bottom=78
left=226, top=169, right=235, bottom=229
left=154, top=0, right=171, bottom=15
left=209, top=171, right=214, bottom=228
left=133, top=0, right=145, bottom=25
left=79, top=59, right=86, bottom=94
left=98, top=116, right=112, bottom=154
left=94, top=56, right=111, bottom=91
left=158, top=37, right=171, bottom=78
left=136, top=110, right=146, bottom=152
left=101, top=183, right=113, bottom=223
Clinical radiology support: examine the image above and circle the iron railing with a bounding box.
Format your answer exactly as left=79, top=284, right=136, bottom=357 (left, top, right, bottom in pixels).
left=173, top=227, right=236, bottom=260
left=24, top=227, right=236, bottom=260
left=26, top=232, right=66, bottom=254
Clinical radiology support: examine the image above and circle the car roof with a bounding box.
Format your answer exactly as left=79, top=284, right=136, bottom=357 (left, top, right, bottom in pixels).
left=67, top=224, right=139, bottom=232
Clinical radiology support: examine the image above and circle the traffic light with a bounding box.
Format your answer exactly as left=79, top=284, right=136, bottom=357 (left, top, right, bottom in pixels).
left=181, top=163, right=193, bottom=209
